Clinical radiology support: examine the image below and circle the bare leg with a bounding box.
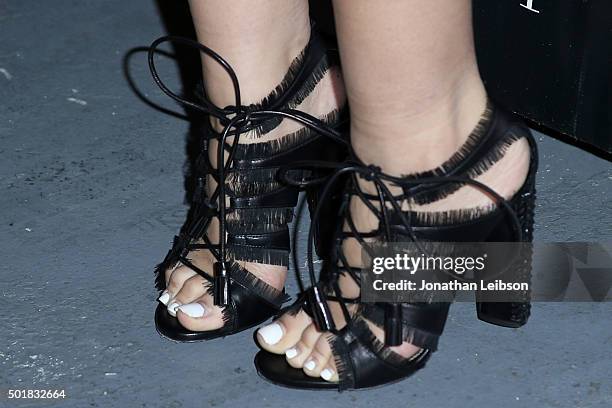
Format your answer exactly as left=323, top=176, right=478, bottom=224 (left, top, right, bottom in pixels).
left=189, top=0, right=310, bottom=106
left=257, top=0, right=530, bottom=382
left=339, top=0, right=487, bottom=174
left=161, top=0, right=345, bottom=331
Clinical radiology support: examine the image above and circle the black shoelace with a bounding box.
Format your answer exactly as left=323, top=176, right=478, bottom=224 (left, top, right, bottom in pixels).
left=148, top=36, right=347, bottom=306
left=279, top=157, right=522, bottom=344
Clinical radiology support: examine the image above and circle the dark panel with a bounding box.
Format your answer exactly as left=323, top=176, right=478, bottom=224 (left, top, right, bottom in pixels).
left=474, top=0, right=612, bottom=154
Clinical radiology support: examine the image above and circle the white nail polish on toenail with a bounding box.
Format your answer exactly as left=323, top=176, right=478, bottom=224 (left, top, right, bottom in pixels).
left=321, top=368, right=334, bottom=381
left=258, top=323, right=283, bottom=345
left=285, top=348, right=298, bottom=359
left=304, top=359, right=316, bottom=371
left=178, top=303, right=206, bottom=318
left=158, top=290, right=171, bottom=305
left=167, top=302, right=180, bottom=317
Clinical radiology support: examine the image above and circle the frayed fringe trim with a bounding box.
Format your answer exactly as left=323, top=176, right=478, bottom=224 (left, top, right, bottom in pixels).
left=153, top=246, right=183, bottom=291
left=226, top=168, right=283, bottom=197
left=286, top=55, right=332, bottom=110
left=194, top=46, right=311, bottom=139
left=153, top=258, right=169, bottom=291
left=227, top=220, right=288, bottom=235
left=408, top=203, right=499, bottom=226
left=311, top=313, right=433, bottom=390
left=273, top=293, right=305, bottom=319
left=204, top=282, right=235, bottom=329
left=199, top=263, right=288, bottom=331
left=220, top=305, right=234, bottom=330
left=252, top=53, right=334, bottom=137
left=234, top=109, right=342, bottom=159
left=399, top=101, right=523, bottom=205
left=227, top=207, right=294, bottom=227
left=349, top=318, right=411, bottom=366
left=351, top=316, right=433, bottom=365
left=252, top=46, right=310, bottom=115
left=412, top=133, right=523, bottom=205
left=228, top=262, right=289, bottom=308
left=329, top=331, right=356, bottom=391
left=226, top=245, right=289, bottom=267
left=283, top=299, right=305, bottom=317
left=402, top=101, right=494, bottom=180
left=356, top=306, right=441, bottom=351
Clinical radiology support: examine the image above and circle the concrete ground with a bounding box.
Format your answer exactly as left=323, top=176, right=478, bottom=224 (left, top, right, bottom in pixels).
left=1, top=1, right=611, bottom=407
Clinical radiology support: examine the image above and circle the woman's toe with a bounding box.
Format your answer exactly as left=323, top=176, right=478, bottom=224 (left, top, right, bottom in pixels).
left=171, top=275, right=208, bottom=305
left=320, top=358, right=339, bottom=383
left=157, top=289, right=171, bottom=306
left=162, top=264, right=196, bottom=307
left=302, top=349, right=327, bottom=377
left=302, top=334, right=334, bottom=377
left=165, top=273, right=205, bottom=317
left=286, top=323, right=323, bottom=369
left=283, top=342, right=307, bottom=368
left=256, top=309, right=311, bottom=353
left=175, top=294, right=225, bottom=331
left=315, top=334, right=338, bottom=382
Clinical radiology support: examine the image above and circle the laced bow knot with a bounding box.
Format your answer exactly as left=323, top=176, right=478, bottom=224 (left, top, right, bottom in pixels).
left=362, top=164, right=383, bottom=182
left=230, top=110, right=253, bottom=130
left=216, top=104, right=260, bottom=131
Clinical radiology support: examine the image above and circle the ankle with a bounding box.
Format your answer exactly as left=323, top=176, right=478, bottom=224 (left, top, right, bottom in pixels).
left=351, top=74, right=487, bottom=175
left=202, top=22, right=311, bottom=109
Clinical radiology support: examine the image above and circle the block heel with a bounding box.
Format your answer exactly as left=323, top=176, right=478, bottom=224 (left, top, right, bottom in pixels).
left=476, top=138, right=537, bottom=328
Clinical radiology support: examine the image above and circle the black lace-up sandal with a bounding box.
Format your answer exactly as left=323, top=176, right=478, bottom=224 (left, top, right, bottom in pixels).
left=148, top=28, right=348, bottom=342
left=254, top=101, right=538, bottom=390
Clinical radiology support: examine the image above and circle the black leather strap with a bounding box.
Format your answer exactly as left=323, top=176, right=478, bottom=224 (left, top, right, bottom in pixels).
left=359, top=303, right=450, bottom=350
left=233, top=134, right=345, bottom=169
left=227, top=228, right=290, bottom=251
left=402, top=104, right=518, bottom=198
left=230, top=186, right=299, bottom=210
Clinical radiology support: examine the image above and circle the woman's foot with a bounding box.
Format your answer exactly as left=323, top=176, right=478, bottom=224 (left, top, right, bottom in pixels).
left=256, top=93, right=532, bottom=382
left=157, top=31, right=346, bottom=334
